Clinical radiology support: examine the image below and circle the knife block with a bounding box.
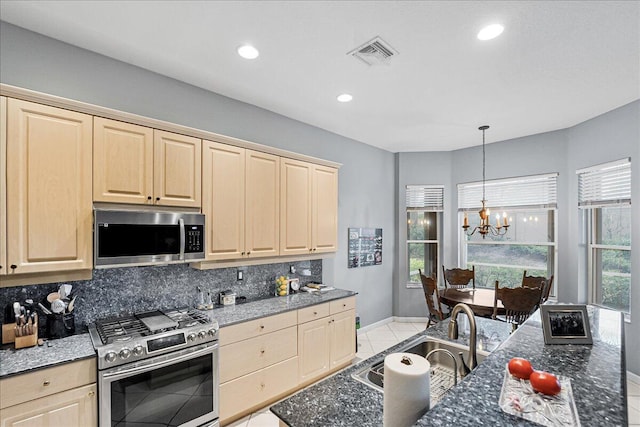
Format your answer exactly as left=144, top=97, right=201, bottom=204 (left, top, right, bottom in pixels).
left=15, top=328, right=38, bottom=349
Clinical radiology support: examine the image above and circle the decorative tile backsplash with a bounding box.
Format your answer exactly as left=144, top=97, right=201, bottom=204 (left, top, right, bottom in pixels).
left=0, top=260, right=321, bottom=333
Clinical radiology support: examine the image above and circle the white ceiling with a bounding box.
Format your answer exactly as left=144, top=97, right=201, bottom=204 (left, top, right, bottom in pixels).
left=1, top=1, right=638, bottom=152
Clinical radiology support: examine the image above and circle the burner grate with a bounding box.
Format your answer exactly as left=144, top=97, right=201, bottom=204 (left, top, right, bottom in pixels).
left=96, top=316, right=149, bottom=344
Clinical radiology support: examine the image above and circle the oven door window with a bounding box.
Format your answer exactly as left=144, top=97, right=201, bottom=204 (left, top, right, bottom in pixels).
left=110, top=354, right=213, bottom=426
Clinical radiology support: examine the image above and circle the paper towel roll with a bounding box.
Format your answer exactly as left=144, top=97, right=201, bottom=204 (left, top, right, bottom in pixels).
left=383, top=352, right=431, bottom=427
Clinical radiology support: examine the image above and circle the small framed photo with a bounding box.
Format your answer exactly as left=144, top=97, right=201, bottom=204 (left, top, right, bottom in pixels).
left=540, top=305, right=593, bottom=345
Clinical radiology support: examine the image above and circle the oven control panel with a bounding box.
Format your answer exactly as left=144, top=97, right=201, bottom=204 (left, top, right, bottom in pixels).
left=91, top=321, right=219, bottom=370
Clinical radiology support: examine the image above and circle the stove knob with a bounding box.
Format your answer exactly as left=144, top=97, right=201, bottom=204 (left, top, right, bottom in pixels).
left=207, top=328, right=217, bottom=337
left=105, top=352, right=117, bottom=363
left=198, top=330, right=206, bottom=339
left=119, top=348, right=132, bottom=360
left=187, top=333, right=197, bottom=342
left=133, top=345, right=145, bottom=356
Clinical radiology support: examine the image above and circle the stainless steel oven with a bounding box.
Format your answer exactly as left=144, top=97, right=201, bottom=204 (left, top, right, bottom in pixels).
left=90, top=309, right=219, bottom=427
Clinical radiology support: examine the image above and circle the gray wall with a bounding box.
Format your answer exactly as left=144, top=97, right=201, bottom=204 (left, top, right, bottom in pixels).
left=0, top=22, right=396, bottom=329
left=396, top=102, right=639, bottom=374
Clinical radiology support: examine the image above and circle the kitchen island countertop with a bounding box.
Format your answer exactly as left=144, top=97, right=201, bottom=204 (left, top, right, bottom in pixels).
left=271, top=305, right=627, bottom=426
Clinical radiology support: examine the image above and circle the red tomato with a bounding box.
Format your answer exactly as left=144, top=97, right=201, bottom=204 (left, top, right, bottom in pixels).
left=530, top=371, right=562, bottom=396
left=508, top=358, right=534, bottom=380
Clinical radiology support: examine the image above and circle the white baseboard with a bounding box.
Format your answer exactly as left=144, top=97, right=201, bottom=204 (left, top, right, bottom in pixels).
left=393, top=316, right=428, bottom=323
left=357, top=316, right=428, bottom=334
left=357, top=317, right=393, bottom=334
left=628, top=370, right=640, bottom=384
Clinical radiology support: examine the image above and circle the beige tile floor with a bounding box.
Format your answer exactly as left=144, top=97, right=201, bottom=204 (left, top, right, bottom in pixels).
left=227, top=321, right=640, bottom=426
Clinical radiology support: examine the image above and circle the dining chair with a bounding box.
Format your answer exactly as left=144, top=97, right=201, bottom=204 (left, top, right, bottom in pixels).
left=492, top=280, right=542, bottom=329
left=418, top=269, right=445, bottom=328
left=521, top=270, right=546, bottom=290
left=442, top=265, right=475, bottom=289
left=521, top=271, right=554, bottom=307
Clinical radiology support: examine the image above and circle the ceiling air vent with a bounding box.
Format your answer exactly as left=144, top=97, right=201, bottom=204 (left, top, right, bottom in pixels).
left=348, top=36, right=398, bottom=66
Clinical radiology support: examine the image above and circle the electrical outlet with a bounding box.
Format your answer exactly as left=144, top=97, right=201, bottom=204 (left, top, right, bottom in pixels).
left=289, top=265, right=296, bottom=274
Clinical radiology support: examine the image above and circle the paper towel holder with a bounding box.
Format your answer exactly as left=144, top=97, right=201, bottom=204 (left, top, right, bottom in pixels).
left=400, top=356, right=413, bottom=366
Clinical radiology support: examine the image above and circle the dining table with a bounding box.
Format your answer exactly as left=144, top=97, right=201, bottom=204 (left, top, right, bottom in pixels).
left=439, top=287, right=504, bottom=318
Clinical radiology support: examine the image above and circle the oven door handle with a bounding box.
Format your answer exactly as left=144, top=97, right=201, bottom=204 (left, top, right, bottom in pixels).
left=178, top=218, right=185, bottom=260
left=102, top=343, right=216, bottom=381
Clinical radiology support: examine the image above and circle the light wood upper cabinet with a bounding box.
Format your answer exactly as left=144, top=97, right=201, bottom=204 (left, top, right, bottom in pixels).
left=94, top=118, right=201, bottom=207
left=245, top=150, right=280, bottom=258
left=203, top=141, right=245, bottom=260
left=5, top=99, right=93, bottom=275
left=153, top=130, right=201, bottom=207
left=280, top=159, right=338, bottom=256
left=280, top=159, right=313, bottom=256
left=203, top=141, right=279, bottom=260
left=312, top=165, right=338, bottom=253
left=0, top=97, right=7, bottom=275
left=93, top=117, right=153, bottom=204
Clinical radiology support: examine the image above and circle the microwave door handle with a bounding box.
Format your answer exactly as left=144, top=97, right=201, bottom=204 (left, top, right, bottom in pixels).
left=179, top=218, right=185, bottom=260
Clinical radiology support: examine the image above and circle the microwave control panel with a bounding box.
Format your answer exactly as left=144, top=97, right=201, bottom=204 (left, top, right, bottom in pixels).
left=185, top=225, right=204, bottom=253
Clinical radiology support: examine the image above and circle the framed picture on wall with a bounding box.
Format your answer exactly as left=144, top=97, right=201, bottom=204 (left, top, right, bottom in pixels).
left=348, top=227, right=382, bottom=268
left=540, top=305, right=593, bottom=345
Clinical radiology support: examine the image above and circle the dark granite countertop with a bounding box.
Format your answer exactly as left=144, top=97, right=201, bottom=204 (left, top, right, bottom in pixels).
left=271, top=305, right=627, bottom=427
left=205, top=288, right=357, bottom=328
left=0, top=288, right=356, bottom=379
left=0, top=333, right=95, bottom=379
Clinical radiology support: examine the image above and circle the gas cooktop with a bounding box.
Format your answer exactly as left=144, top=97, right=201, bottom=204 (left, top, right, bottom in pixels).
left=89, top=308, right=218, bottom=369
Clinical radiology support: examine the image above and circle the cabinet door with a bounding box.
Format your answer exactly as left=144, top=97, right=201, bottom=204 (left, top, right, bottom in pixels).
left=6, top=100, right=92, bottom=274
left=245, top=150, right=280, bottom=258
left=202, top=141, right=245, bottom=260
left=312, top=165, right=338, bottom=253
left=297, top=316, right=330, bottom=384
left=153, top=130, right=201, bottom=207
left=330, top=309, right=356, bottom=369
left=0, top=384, right=97, bottom=427
left=280, top=158, right=312, bottom=256
left=0, top=97, right=6, bottom=275
left=93, top=117, right=153, bottom=204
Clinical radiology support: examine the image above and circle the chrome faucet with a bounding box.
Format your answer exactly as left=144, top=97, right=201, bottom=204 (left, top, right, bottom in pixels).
left=448, top=303, right=478, bottom=377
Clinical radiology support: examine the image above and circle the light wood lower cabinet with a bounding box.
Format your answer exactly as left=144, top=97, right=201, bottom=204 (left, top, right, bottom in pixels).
left=298, top=304, right=356, bottom=386
left=220, top=357, right=298, bottom=423
left=0, top=358, right=97, bottom=427
left=0, top=384, right=97, bottom=427
left=219, top=297, right=356, bottom=426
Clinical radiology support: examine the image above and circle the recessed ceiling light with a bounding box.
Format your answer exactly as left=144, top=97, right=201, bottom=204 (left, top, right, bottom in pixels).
left=237, top=44, right=259, bottom=59
left=337, top=93, right=353, bottom=103
left=477, top=24, right=504, bottom=41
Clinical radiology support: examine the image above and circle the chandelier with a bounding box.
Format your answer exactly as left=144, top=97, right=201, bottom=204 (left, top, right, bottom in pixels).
left=462, top=125, right=509, bottom=239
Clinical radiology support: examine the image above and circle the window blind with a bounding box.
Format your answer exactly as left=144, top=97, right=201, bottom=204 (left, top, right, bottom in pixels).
left=577, top=158, right=631, bottom=208
left=406, top=185, right=444, bottom=211
left=457, top=173, right=558, bottom=211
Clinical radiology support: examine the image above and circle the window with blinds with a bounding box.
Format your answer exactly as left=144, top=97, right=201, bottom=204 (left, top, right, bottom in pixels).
left=577, top=158, right=631, bottom=208
left=579, top=158, right=632, bottom=315
left=406, top=185, right=443, bottom=286
left=458, top=173, right=558, bottom=211
left=406, top=185, right=444, bottom=211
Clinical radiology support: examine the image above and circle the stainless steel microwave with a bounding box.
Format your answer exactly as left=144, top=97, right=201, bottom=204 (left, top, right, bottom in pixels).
left=94, top=209, right=205, bottom=268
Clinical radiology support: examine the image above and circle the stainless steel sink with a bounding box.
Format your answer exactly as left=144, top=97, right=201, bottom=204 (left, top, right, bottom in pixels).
left=352, top=336, right=489, bottom=405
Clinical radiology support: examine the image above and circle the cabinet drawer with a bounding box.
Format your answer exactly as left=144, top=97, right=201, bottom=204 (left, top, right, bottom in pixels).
left=220, top=357, right=298, bottom=422
left=0, top=358, right=96, bottom=410
left=220, top=326, right=297, bottom=383
left=219, top=310, right=297, bottom=346
left=298, top=302, right=330, bottom=324
left=330, top=296, right=356, bottom=314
